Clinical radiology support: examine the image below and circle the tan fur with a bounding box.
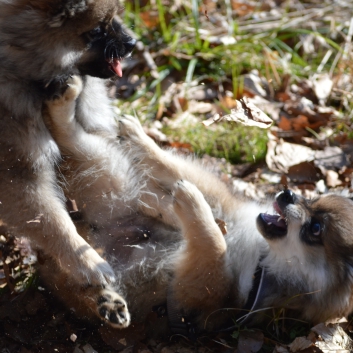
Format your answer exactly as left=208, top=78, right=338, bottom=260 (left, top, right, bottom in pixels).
left=41, top=77, right=353, bottom=333
left=172, top=182, right=230, bottom=312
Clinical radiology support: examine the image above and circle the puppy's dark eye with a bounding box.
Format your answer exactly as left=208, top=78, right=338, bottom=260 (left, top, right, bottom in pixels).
left=301, top=219, right=324, bottom=246
left=86, top=26, right=105, bottom=41
left=311, top=222, right=321, bottom=236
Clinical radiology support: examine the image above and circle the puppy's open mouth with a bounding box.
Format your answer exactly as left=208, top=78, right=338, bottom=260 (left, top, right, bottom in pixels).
left=257, top=201, right=288, bottom=239
left=107, top=58, right=123, bottom=77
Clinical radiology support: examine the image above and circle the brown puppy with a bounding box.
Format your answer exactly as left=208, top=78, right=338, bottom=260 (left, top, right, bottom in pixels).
left=0, top=0, right=135, bottom=327
left=42, top=77, right=353, bottom=334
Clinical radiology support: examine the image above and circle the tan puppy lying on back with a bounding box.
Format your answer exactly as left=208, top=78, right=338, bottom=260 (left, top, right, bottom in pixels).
left=42, top=76, right=353, bottom=333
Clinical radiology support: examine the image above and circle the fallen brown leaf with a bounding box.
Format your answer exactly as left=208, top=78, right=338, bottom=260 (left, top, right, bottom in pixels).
left=203, top=97, right=272, bottom=128
left=140, top=11, right=160, bottom=28
left=99, top=322, right=146, bottom=350
left=232, top=1, right=255, bottom=16
left=326, top=170, right=342, bottom=188
left=278, top=116, right=292, bottom=131
left=311, top=322, right=352, bottom=352
left=266, top=139, right=315, bottom=173
left=287, top=162, right=319, bottom=183
left=215, top=218, right=227, bottom=235
left=289, top=336, right=314, bottom=352
left=314, top=146, right=347, bottom=170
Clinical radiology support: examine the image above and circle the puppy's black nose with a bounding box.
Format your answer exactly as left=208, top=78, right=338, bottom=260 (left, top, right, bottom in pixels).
left=124, top=38, right=137, bottom=53
left=277, top=189, right=295, bottom=208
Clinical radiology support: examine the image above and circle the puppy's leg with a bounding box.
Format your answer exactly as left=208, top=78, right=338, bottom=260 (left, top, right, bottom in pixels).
left=171, top=180, right=231, bottom=317
left=119, top=115, right=236, bottom=226
left=118, top=115, right=188, bottom=226
left=45, top=76, right=135, bottom=224
left=0, top=154, right=133, bottom=321
left=46, top=81, right=181, bottom=228
left=43, top=77, right=130, bottom=327
left=118, top=114, right=183, bottom=183
left=39, top=251, right=130, bottom=328
left=44, top=75, right=85, bottom=152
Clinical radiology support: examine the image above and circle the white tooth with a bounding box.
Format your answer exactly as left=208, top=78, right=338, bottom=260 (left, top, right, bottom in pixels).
left=277, top=216, right=284, bottom=222
left=268, top=222, right=272, bottom=225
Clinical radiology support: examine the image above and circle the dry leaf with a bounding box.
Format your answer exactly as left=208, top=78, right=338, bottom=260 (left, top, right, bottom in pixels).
left=220, top=95, right=238, bottom=109
left=202, top=97, right=272, bottom=128
left=326, top=170, right=342, bottom=188
left=215, top=218, right=227, bottom=235
left=232, top=179, right=266, bottom=200
left=287, top=162, right=319, bottom=183
left=187, top=100, right=214, bottom=114
left=314, top=146, right=347, bottom=170
left=292, top=115, right=309, bottom=131
left=266, top=139, right=315, bottom=173
left=243, top=71, right=268, bottom=97
left=140, top=11, right=160, bottom=28
left=278, top=115, right=309, bottom=132
left=311, top=73, right=333, bottom=102
left=288, top=337, right=313, bottom=352
left=118, top=338, right=127, bottom=346
left=280, top=323, right=352, bottom=353
left=169, top=141, right=193, bottom=152
left=311, top=323, right=352, bottom=352
left=231, top=1, right=255, bottom=16
left=276, top=92, right=291, bottom=102
left=278, top=116, right=292, bottom=131
left=99, top=323, right=146, bottom=350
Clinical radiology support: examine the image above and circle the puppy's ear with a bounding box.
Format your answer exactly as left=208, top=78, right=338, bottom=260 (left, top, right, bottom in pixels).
left=28, top=0, right=65, bottom=27
left=30, top=0, right=90, bottom=28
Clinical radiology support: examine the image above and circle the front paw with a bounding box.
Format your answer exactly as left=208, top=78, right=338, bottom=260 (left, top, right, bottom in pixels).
left=45, top=75, right=83, bottom=102
left=97, top=288, right=131, bottom=328
left=45, top=74, right=73, bottom=100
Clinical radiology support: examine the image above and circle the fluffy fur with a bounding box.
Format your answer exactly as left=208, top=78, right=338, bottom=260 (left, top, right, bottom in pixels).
left=0, top=0, right=135, bottom=327
left=40, top=76, right=353, bottom=334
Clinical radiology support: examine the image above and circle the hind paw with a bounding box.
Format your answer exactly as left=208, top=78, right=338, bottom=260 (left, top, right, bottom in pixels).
left=173, top=180, right=206, bottom=212
left=96, top=288, right=130, bottom=328
left=173, top=180, right=215, bottom=223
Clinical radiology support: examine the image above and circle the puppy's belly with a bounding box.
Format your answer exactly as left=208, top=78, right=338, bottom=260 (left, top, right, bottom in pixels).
left=89, top=215, right=181, bottom=266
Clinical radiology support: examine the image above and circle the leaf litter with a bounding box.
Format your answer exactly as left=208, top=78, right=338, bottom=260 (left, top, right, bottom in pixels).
left=3, top=0, right=353, bottom=352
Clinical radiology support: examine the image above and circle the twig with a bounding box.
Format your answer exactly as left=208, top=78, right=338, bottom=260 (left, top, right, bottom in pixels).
left=342, top=17, right=353, bottom=60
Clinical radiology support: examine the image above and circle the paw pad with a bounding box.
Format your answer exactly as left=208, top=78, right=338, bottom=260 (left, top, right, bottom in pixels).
left=97, top=291, right=130, bottom=328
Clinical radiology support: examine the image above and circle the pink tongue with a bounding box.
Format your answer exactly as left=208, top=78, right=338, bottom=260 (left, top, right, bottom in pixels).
left=111, top=59, right=122, bottom=77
